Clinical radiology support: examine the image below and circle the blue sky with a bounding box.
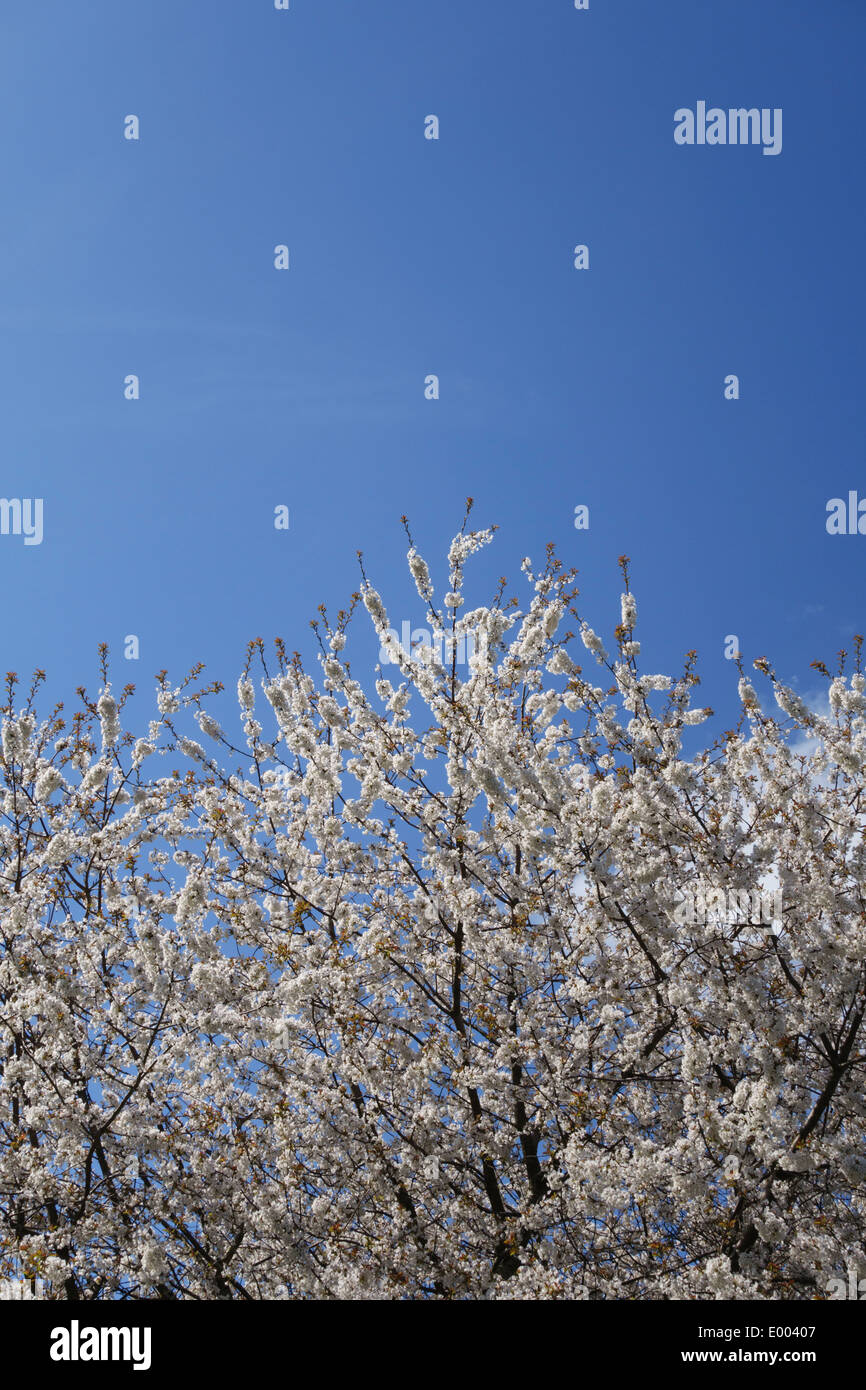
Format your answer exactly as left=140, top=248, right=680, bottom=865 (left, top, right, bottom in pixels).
left=0, top=0, right=862, bottom=733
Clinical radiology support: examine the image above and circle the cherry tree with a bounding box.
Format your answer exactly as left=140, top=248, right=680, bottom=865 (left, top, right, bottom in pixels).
left=2, top=513, right=865, bottom=1299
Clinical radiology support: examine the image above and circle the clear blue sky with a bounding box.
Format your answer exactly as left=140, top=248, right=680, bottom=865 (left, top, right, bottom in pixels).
left=0, top=0, right=862, bottom=731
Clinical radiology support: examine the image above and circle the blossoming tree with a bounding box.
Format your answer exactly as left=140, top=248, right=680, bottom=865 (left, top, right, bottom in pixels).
left=1, top=512, right=865, bottom=1300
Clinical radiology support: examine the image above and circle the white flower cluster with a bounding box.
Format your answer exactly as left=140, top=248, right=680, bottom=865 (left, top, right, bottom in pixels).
left=0, top=529, right=863, bottom=1302
left=97, top=690, right=121, bottom=748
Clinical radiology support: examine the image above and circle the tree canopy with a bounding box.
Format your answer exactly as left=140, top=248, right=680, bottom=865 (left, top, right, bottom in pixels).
left=1, top=518, right=864, bottom=1299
